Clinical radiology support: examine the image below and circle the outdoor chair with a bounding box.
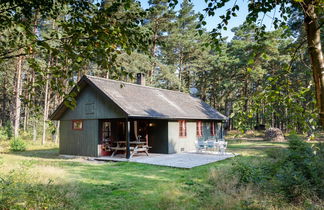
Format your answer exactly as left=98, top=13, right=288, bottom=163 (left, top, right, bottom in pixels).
left=206, top=140, right=216, bottom=151
left=218, top=141, right=228, bottom=155
left=195, top=141, right=206, bottom=152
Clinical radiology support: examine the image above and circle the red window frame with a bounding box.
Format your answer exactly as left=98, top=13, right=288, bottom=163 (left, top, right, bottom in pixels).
left=210, top=121, right=216, bottom=136
left=72, top=120, right=83, bottom=130
left=179, top=120, right=187, bottom=137
left=196, top=121, right=203, bottom=137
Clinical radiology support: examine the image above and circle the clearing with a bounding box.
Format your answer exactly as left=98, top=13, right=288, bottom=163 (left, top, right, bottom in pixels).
left=0, top=140, right=289, bottom=209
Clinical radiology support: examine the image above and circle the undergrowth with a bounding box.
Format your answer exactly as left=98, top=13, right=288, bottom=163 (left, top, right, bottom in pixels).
left=0, top=163, right=79, bottom=209
left=222, top=134, right=324, bottom=208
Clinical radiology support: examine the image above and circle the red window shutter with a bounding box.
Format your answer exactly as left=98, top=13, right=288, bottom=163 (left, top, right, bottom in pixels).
left=197, top=121, right=202, bottom=137
left=210, top=121, right=215, bottom=136
left=179, top=120, right=187, bottom=137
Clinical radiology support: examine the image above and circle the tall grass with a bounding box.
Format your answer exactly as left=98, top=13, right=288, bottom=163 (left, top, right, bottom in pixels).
left=0, top=162, right=79, bottom=209
left=212, top=135, right=324, bottom=209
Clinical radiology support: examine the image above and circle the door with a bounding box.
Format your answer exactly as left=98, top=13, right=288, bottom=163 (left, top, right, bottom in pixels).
left=100, top=120, right=112, bottom=156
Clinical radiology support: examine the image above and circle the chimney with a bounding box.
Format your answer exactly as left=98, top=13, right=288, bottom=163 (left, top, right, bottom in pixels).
left=136, top=73, right=145, bottom=86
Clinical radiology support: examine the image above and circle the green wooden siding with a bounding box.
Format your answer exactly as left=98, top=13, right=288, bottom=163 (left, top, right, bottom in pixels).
left=198, top=121, right=223, bottom=141
left=148, top=120, right=168, bottom=154
left=61, top=85, right=126, bottom=120
left=59, top=120, right=99, bottom=156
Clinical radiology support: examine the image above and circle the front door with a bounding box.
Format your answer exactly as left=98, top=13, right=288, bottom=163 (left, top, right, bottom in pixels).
left=100, top=120, right=112, bottom=156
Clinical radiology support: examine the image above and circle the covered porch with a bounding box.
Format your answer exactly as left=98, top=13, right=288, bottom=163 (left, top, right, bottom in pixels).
left=98, top=118, right=168, bottom=158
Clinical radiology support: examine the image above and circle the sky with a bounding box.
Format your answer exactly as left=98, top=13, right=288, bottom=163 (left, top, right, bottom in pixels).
left=139, top=0, right=279, bottom=40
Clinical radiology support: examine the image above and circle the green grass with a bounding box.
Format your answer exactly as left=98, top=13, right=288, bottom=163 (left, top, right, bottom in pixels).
left=1, top=139, right=309, bottom=209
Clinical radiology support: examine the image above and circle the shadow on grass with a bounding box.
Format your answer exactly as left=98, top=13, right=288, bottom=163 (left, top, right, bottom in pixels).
left=8, top=148, right=63, bottom=159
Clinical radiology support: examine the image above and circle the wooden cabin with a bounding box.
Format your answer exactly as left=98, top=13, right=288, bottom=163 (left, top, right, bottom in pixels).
left=50, top=74, right=227, bottom=158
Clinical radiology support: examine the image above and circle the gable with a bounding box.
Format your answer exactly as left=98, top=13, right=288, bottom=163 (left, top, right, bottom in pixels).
left=60, top=85, right=126, bottom=120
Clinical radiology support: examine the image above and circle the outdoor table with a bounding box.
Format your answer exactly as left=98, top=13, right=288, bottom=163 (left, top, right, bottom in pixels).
left=110, top=141, right=149, bottom=158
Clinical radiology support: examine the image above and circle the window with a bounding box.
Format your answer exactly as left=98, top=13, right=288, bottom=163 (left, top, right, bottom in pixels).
left=196, top=121, right=203, bottom=137
left=72, top=120, right=83, bottom=130
left=179, top=120, right=187, bottom=137
left=85, top=102, right=95, bottom=115
left=210, top=121, right=216, bottom=136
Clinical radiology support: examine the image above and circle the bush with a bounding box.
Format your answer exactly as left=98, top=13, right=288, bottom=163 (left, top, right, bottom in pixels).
left=232, top=159, right=265, bottom=185
left=232, top=138, right=324, bottom=204
left=10, top=138, right=26, bottom=151
left=4, top=121, right=13, bottom=139
left=0, top=128, right=7, bottom=141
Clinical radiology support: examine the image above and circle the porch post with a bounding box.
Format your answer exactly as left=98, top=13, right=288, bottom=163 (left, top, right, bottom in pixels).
left=221, top=122, right=224, bottom=140
left=126, top=118, right=131, bottom=159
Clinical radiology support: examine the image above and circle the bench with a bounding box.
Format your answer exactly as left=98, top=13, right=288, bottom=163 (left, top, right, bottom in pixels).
left=110, top=142, right=149, bottom=158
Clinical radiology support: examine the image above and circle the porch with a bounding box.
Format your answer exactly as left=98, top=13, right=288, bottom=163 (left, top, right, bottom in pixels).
left=99, top=119, right=168, bottom=158
left=93, top=152, right=235, bottom=169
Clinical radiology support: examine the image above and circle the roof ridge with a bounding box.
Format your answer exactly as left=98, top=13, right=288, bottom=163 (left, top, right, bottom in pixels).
left=85, top=75, right=193, bottom=96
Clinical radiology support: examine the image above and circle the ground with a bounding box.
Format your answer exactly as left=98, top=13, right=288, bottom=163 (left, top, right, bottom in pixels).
left=0, top=139, right=304, bottom=209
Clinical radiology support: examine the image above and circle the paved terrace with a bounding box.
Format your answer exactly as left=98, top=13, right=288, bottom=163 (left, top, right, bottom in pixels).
left=94, top=152, right=235, bottom=169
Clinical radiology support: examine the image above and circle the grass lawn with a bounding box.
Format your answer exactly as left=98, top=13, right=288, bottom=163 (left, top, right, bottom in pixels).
left=0, top=140, right=297, bottom=209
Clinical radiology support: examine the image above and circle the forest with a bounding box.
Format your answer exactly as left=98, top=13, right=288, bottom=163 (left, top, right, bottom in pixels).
left=0, top=0, right=322, bottom=142
left=0, top=0, right=323, bottom=209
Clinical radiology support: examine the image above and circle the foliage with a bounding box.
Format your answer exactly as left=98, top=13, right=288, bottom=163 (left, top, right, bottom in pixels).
left=0, top=128, right=7, bottom=141
left=0, top=0, right=320, bottom=140
left=4, top=122, right=13, bottom=139
left=9, top=137, right=26, bottom=151
left=232, top=136, right=324, bottom=204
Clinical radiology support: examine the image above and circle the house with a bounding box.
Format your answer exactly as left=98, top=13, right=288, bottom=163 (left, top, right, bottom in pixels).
left=50, top=74, right=227, bottom=158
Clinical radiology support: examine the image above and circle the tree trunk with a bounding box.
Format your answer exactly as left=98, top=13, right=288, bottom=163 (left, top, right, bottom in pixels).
left=150, top=31, right=157, bottom=83
left=42, top=63, right=50, bottom=145
left=33, top=120, right=37, bottom=142
left=1, top=71, right=8, bottom=126
left=178, top=50, right=183, bottom=90
left=13, top=55, right=23, bottom=137
left=54, top=121, right=60, bottom=144
left=303, top=2, right=324, bottom=127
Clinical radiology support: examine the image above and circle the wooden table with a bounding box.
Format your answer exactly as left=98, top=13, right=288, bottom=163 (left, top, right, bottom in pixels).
left=110, top=141, right=150, bottom=158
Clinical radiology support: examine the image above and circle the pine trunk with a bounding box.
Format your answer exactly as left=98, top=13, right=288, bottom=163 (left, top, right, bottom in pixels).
left=42, top=65, right=50, bottom=145
left=1, top=72, right=8, bottom=125
left=13, top=55, right=23, bottom=137
left=33, top=121, right=37, bottom=142
left=303, top=2, right=324, bottom=127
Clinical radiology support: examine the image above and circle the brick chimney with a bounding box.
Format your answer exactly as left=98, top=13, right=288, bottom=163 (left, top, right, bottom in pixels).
left=136, top=73, right=145, bottom=86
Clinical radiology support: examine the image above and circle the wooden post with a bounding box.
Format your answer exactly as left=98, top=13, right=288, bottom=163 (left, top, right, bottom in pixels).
left=126, top=119, right=130, bottom=159
left=221, top=122, right=224, bottom=140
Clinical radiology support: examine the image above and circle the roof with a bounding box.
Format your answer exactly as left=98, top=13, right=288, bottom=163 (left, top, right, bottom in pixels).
left=50, top=75, right=227, bottom=121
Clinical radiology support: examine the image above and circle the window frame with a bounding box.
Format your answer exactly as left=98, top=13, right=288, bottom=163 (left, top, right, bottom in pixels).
left=72, top=120, right=83, bottom=130
left=178, top=120, right=187, bottom=137
left=196, top=120, right=203, bottom=137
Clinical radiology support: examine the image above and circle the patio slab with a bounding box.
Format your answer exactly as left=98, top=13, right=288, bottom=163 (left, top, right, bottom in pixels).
left=94, top=152, right=235, bottom=169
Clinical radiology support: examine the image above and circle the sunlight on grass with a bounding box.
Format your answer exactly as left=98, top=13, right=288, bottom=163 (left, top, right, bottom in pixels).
left=1, top=139, right=313, bottom=209
left=227, top=139, right=288, bottom=156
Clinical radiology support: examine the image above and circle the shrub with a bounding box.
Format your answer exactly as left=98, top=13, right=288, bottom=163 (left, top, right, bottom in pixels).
left=0, top=127, right=7, bottom=141
left=10, top=138, right=26, bottom=151
left=278, top=138, right=324, bottom=202
left=232, top=137, right=324, bottom=204
left=4, top=121, right=13, bottom=139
